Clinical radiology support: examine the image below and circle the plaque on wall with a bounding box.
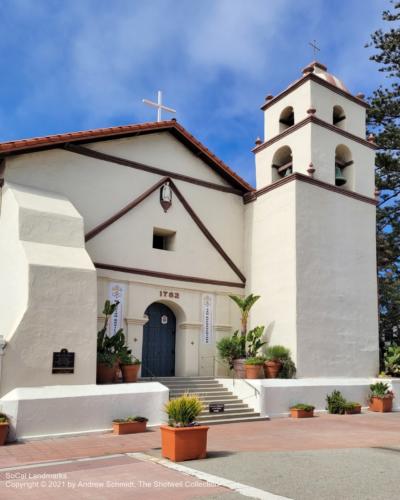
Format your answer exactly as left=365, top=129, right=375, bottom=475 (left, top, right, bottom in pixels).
left=52, top=349, right=75, bottom=374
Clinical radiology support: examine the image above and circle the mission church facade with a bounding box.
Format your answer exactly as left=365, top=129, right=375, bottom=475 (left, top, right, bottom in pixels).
left=0, top=61, right=379, bottom=397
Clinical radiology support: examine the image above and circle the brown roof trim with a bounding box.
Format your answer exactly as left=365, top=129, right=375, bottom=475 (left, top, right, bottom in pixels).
left=0, top=120, right=252, bottom=193
left=252, top=115, right=377, bottom=154
left=261, top=73, right=368, bottom=111
left=0, top=159, right=5, bottom=188
left=65, top=143, right=243, bottom=195
left=86, top=176, right=246, bottom=283
left=244, top=172, right=377, bottom=206
left=94, top=263, right=245, bottom=289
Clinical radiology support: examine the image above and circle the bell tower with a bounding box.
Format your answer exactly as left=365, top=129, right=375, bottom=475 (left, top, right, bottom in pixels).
left=245, top=61, right=379, bottom=378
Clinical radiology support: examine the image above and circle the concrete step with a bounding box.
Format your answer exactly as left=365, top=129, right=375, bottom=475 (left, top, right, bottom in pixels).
left=197, top=416, right=269, bottom=425
left=199, top=407, right=252, bottom=415
left=197, top=411, right=261, bottom=422
left=155, top=377, right=215, bottom=382
left=169, top=388, right=230, bottom=395
left=197, top=396, right=245, bottom=403
left=162, top=383, right=223, bottom=389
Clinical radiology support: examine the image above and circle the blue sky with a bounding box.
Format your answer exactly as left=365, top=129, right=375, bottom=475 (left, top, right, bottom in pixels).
left=0, top=0, right=389, bottom=186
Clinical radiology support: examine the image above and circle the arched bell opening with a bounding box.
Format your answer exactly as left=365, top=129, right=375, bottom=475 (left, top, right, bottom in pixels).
left=335, top=144, right=353, bottom=189
left=279, top=106, right=295, bottom=133
left=333, top=105, right=346, bottom=130
left=272, top=145, right=293, bottom=181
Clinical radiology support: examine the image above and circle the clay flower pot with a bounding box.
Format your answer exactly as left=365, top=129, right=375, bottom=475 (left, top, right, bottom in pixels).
left=264, top=360, right=282, bottom=378
left=290, top=408, right=314, bottom=418
left=161, top=425, right=209, bottom=462
left=97, top=363, right=116, bottom=384
left=245, top=364, right=263, bottom=379
left=112, top=420, right=147, bottom=435
left=0, top=423, right=9, bottom=445
left=121, top=364, right=140, bottom=383
left=233, top=358, right=246, bottom=379
left=345, top=404, right=362, bottom=415
left=369, top=396, right=393, bottom=413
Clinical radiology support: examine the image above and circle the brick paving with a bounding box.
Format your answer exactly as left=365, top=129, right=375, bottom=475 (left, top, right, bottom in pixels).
left=0, top=412, right=399, bottom=499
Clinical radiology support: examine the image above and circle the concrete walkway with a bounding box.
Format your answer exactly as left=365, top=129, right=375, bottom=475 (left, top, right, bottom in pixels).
left=0, top=412, right=399, bottom=499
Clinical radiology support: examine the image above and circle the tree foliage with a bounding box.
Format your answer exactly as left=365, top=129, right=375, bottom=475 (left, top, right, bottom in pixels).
left=366, top=1, right=400, bottom=352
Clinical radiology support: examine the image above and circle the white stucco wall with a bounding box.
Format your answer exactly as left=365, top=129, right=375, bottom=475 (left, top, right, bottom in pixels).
left=0, top=183, right=97, bottom=397
left=0, top=383, right=168, bottom=440
left=295, top=181, right=379, bottom=377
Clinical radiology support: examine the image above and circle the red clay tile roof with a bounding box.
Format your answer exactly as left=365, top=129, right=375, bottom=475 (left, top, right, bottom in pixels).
left=0, top=120, right=252, bottom=192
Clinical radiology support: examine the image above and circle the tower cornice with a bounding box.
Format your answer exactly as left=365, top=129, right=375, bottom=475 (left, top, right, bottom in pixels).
left=252, top=115, right=378, bottom=154
left=261, top=73, right=368, bottom=112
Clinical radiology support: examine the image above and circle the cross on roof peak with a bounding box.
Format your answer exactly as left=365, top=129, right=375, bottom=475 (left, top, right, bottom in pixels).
left=142, top=90, right=176, bottom=122
left=309, top=40, right=320, bottom=59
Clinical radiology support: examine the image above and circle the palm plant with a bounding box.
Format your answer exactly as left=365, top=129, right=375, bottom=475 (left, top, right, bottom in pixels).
left=229, top=294, right=260, bottom=337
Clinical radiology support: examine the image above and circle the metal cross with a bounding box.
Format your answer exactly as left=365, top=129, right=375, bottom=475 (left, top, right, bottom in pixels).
left=309, top=40, right=320, bottom=59
left=142, top=90, right=176, bottom=122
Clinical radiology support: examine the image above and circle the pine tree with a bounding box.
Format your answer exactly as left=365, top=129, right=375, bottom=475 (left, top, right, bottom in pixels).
left=367, top=1, right=400, bottom=353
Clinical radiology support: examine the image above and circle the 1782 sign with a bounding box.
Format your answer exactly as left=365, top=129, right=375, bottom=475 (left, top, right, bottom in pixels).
left=52, top=349, right=75, bottom=374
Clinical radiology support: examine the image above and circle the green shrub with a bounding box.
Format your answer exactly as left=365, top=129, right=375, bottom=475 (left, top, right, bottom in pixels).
left=217, top=335, right=244, bottom=370
left=384, top=345, right=400, bottom=377
left=344, top=402, right=361, bottom=411
left=326, top=390, right=348, bottom=414
left=119, top=350, right=141, bottom=365
left=244, top=357, right=265, bottom=365
left=279, top=358, right=297, bottom=379
left=246, top=326, right=267, bottom=357
left=165, top=394, right=203, bottom=427
left=290, top=404, right=314, bottom=412
left=369, top=382, right=393, bottom=399
left=266, top=345, right=290, bottom=361
left=0, top=413, right=8, bottom=424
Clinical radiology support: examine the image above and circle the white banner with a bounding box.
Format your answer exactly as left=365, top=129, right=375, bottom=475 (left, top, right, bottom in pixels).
left=201, top=294, right=214, bottom=344
left=108, top=282, right=127, bottom=336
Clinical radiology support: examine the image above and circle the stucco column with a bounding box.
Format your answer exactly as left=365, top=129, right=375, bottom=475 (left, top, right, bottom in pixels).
left=126, top=317, right=148, bottom=377
left=176, top=322, right=201, bottom=376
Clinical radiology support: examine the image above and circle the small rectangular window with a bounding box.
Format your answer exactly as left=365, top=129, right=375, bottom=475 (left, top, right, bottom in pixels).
left=152, top=228, right=176, bottom=251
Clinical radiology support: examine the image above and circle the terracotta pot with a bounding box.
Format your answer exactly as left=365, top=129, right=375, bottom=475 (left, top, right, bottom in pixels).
left=345, top=404, right=362, bottom=415
left=264, top=360, right=282, bottom=378
left=233, top=358, right=246, bottom=379
left=97, top=363, right=116, bottom=384
left=112, top=420, right=147, bottom=435
left=121, top=364, right=140, bottom=383
left=290, top=408, right=314, bottom=418
left=161, top=425, right=209, bottom=462
left=245, top=364, right=263, bottom=379
left=0, top=423, right=8, bottom=445
left=369, top=396, right=393, bottom=413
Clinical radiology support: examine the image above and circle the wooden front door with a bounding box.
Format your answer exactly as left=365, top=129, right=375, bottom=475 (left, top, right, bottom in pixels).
left=142, top=303, right=176, bottom=377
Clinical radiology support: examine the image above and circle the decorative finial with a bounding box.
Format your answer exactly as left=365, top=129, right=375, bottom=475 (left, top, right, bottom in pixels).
left=265, top=94, right=274, bottom=101
left=356, top=93, right=365, bottom=100
left=367, top=134, right=376, bottom=144
left=255, top=137, right=262, bottom=146
left=307, top=107, right=316, bottom=115
left=307, top=163, right=316, bottom=177
left=374, top=187, right=380, bottom=199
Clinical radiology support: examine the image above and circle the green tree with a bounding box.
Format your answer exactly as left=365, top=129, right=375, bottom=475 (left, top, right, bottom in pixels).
left=229, top=294, right=260, bottom=337
left=366, top=1, right=400, bottom=354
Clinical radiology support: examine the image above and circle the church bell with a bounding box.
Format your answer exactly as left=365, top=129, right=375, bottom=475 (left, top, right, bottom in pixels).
left=284, top=167, right=292, bottom=177
left=335, top=166, right=346, bottom=186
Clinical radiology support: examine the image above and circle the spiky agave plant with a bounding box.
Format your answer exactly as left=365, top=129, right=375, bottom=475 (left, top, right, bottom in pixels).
left=165, top=393, right=203, bottom=427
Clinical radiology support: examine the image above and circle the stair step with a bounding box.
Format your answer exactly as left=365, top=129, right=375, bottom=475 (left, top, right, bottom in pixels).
left=200, top=407, right=252, bottom=415
left=198, top=416, right=269, bottom=425
left=169, top=388, right=230, bottom=395
left=163, top=384, right=222, bottom=389
left=198, top=411, right=261, bottom=421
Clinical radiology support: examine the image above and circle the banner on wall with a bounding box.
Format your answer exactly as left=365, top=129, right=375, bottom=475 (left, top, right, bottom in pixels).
left=201, top=294, right=214, bottom=344
left=108, top=282, right=127, bottom=336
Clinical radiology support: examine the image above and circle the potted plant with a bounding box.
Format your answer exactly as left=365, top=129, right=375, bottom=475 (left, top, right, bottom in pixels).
left=326, top=390, right=347, bottom=414
left=112, top=416, right=148, bottom=435
left=290, top=404, right=314, bottom=418
left=369, top=382, right=394, bottom=412
left=119, top=350, right=141, bottom=383
left=229, top=294, right=260, bottom=378
left=161, top=394, right=209, bottom=462
left=0, top=413, right=9, bottom=446
left=264, top=345, right=290, bottom=378
left=244, top=357, right=265, bottom=379
left=345, top=402, right=362, bottom=415
left=216, top=335, right=244, bottom=373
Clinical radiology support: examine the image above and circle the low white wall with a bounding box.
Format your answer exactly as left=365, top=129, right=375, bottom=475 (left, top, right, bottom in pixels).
left=0, top=383, right=169, bottom=441
left=221, top=377, right=400, bottom=417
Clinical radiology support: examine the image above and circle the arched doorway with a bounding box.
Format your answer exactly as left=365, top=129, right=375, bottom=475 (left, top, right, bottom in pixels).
left=142, top=302, right=176, bottom=377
